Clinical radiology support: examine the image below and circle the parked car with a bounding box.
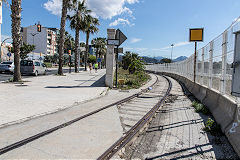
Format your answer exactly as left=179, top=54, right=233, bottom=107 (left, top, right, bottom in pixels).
left=0, top=61, right=14, bottom=73
left=20, top=60, right=47, bottom=76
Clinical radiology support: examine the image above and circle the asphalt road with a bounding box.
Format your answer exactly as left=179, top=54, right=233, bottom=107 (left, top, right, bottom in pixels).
left=0, top=68, right=82, bottom=82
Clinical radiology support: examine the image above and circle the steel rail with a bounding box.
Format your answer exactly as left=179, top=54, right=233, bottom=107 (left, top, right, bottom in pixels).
left=97, top=75, right=172, bottom=160
left=0, top=75, right=159, bottom=155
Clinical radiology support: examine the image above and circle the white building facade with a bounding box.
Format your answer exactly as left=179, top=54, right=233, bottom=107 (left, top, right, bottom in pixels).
left=21, top=25, right=59, bottom=56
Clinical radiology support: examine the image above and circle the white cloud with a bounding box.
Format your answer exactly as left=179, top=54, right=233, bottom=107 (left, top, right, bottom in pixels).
left=161, top=41, right=190, bottom=50
left=109, top=18, right=134, bottom=27
left=43, top=0, right=138, bottom=19
left=43, top=0, right=62, bottom=16
left=126, top=0, right=139, bottom=4
left=124, top=47, right=148, bottom=55
left=130, top=38, right=142, bottom=43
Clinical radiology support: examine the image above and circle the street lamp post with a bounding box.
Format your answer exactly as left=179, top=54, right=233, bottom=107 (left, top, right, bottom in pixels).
left=171, top=44, right=174, bottom=62
left=30, top=33, right=38, bottom=60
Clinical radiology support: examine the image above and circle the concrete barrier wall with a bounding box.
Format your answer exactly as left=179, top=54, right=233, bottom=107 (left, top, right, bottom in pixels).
left=147, top=70, right=240, bottom=157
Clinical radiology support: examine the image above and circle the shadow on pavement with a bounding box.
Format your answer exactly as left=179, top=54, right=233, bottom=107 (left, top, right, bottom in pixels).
left=145, top=143, right=214, bottom=160
left=45, top=75, right=106, bottom=88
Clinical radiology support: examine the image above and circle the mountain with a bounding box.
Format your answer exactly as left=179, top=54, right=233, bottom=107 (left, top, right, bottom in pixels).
left=141, top=56, right=158, bottom=63
left=154, top=56, right=165, bottom=61
left=173, top=56, right=187, bottom=62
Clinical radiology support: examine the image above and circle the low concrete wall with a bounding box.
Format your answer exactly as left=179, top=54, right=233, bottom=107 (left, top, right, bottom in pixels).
left=147, top=70, right=240, bottom=157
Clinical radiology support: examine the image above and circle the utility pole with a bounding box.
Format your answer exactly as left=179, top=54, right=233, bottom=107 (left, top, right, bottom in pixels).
left=171, top=44, right=174, bottom=62
left=30, top=33, right=38, bottom=60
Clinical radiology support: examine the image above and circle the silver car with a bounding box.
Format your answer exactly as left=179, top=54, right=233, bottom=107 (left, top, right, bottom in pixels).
left=0, top=61, right=14, bottom=73
left=20, top=60, right=47, bottom=76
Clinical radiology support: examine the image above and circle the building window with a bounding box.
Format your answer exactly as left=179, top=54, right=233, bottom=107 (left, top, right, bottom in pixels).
left=48, top=39, right=52, bottom=45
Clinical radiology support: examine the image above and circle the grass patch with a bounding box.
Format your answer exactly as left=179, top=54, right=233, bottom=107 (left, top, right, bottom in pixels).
left=192, top=101, right=210, bottom=115
left=115, top=68, right=150, bottom=90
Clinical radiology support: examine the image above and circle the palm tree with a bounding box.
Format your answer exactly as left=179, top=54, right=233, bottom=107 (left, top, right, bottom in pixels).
left=64, top=31, right=74, bottom=53
left=82, top=15, right=99, bottom=71
left=91, top=37, right=106, bottom=59
left=11, top=0, right=22, bottom=81
left=58, top=0, right=71, bottom=75
left=91, top=37, right=106, bottom=68
left=67, top=0, right=89, bottom=72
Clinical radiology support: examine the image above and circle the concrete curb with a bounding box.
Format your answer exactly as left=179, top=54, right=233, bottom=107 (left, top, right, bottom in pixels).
left=146, top=70, right=240, bottom=157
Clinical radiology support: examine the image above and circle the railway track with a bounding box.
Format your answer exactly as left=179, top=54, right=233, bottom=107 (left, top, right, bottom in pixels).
left=98, top=75, right=172, bottom=160
left=0, top=74, right=160, bottom=156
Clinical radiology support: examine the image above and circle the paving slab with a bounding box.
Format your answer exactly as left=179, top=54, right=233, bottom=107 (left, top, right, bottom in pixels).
left=0, top=69, right=107, bottom=127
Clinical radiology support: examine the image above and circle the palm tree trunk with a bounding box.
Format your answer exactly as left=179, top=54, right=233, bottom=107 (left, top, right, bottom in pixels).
left=74, top=27, right=80, bottom=72
left=11, top=0, right=22, bottom=82
left=58, top=0, right=69, bottom=75
left=84, top=31, right=89, bottom=71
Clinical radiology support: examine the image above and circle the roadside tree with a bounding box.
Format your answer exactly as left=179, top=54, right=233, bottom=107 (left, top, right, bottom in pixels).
left=67, top=0, right=89, bottom=72
left=58, top=0, right=72, bottom=75
left=20, top=43, right=35, bottom=60
left=82, top=15, right=99, bottom=71
left=11, top=0, right=22, bottom=81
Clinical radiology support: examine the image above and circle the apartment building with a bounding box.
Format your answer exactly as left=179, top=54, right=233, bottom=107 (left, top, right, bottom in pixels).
left=21, top=24, right=59, bottom=55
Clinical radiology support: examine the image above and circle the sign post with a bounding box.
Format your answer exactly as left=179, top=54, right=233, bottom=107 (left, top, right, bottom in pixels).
left=68, top=50, right=71, bottom=73
left=115, top=29, right=127, bottom=88
left=7, top=52, right=11, bottom=61
left=189, top=28, right=204, bottom=83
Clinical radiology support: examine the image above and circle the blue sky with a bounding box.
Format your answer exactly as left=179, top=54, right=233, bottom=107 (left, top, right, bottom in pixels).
left=1, top=0, right=240, bottom=58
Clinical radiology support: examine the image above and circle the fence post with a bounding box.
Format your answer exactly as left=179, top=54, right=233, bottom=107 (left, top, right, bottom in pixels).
left=221, top=31, right=228, bottom=94
left=195, top=51, right=198, bottom=82
left=209, top=41, right=214, bottom=88
left=200, top=48, right=204, bottom=85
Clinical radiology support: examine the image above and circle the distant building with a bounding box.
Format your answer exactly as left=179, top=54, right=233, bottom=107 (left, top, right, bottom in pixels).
left=21, top=25, right=59, bottom=56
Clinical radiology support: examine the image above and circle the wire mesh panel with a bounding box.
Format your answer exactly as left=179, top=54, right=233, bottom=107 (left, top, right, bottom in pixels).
left=203, top=44, right=210, bottom=87
left=196, top=51, right=202, bottom=83
left=145, top=18, right=240, bottom=100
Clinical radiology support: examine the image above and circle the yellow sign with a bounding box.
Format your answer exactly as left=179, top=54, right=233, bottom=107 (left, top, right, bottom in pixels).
left=189, top=28, right=204, bottom=42
left=118, top=79, right=125, bottom=85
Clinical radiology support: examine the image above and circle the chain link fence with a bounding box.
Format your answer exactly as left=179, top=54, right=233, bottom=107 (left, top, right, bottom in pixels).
left=146, top=18, right=240, bottom=100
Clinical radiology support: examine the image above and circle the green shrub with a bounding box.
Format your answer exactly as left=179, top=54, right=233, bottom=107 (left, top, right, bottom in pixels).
left=203, top=118, right=221, bottom=134
left=192, top=101, right=210, bottom=115
left=44, top=62, right=52, bottom=68
left=192, top=100, right=199, bottom=108
left=115, top=68, right=150, bottom=90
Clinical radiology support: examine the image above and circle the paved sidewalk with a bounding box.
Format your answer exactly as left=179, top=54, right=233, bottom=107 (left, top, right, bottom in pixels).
left=128, top=77, right=238, bottom=159
left=0, top=74, right=158, bottom=159
left=0, top=69, right=107, bottom=127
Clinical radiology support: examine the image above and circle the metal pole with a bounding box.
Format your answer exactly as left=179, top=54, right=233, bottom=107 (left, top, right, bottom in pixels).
left=115, top=46, right=118, bottom=88
left=171, top=44, right=174, bottom=62
left=194, top=42, right=197, bottom=83
left=69, top=54, right=71, bottom=73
